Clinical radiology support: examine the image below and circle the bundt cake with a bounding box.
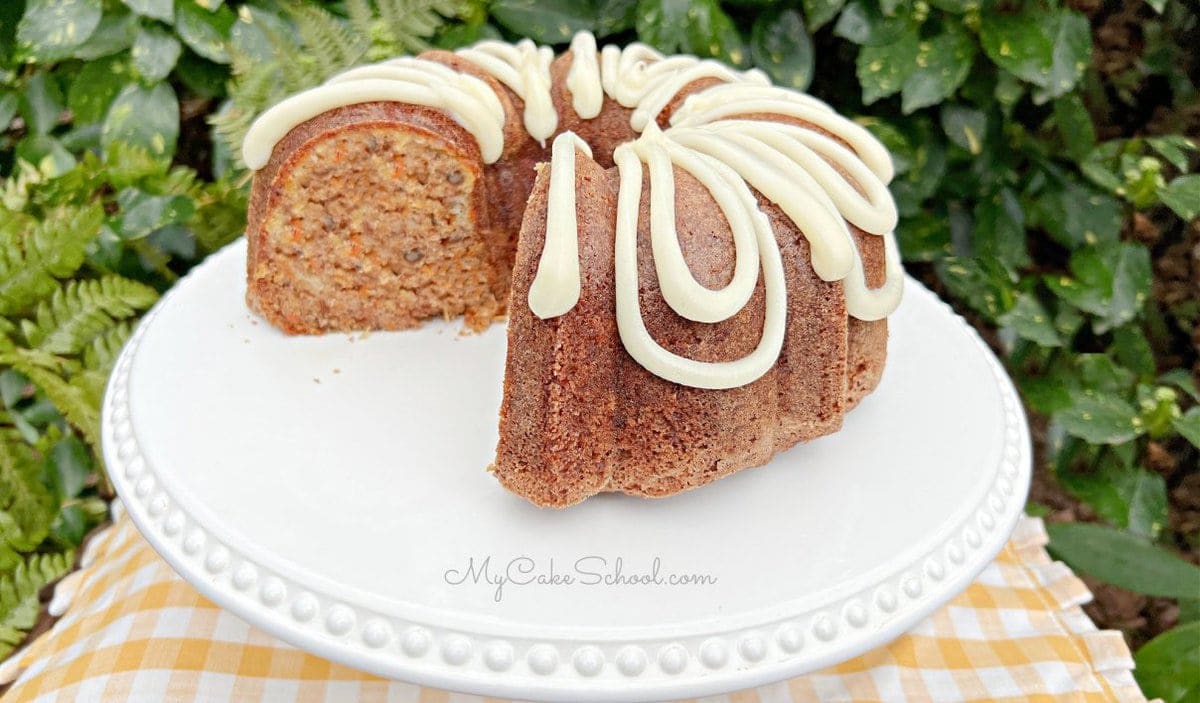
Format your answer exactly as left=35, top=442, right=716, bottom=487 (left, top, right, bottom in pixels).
left=241, top=32, right=904, bottom=508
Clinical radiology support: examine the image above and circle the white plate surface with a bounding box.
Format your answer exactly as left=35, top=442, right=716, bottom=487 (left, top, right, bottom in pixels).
left=104, top=239, right=1031, bottom=701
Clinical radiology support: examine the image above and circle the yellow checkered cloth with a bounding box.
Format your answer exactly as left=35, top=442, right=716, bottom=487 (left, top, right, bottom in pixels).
left=1, top=508, right=1149, bottom=702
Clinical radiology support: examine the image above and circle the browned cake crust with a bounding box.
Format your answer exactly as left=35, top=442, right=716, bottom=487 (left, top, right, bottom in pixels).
left=495, top=160, right=850, bottom=505
left=248, top=46, right=894, bottom=507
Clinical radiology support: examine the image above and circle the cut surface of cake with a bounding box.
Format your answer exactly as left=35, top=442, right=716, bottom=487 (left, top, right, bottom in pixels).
left=242, top=32, right=904, bottom=507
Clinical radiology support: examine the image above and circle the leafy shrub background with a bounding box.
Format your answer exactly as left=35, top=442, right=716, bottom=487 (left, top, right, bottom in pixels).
left=0, top=0, right=1197, bottom=697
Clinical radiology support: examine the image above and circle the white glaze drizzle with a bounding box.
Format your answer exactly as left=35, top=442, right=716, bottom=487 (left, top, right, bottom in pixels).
left=612, top=143, right=788, bottom=390
left=671, top=83, right=895, bottom=182
left=241, top=31, right=903, bottom=389
left=529, top=132, right=591, bottom=319
left=565, top=32, right=603, bottom=118
left=242, top=66, right=506, bottom=168
left=457, top=39, right=557, bottom=145
left=639, top=123, right=759, bottom=324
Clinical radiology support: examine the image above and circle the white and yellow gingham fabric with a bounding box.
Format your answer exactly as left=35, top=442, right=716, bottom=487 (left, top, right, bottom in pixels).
left=0, top=506, right=1149, bottom=702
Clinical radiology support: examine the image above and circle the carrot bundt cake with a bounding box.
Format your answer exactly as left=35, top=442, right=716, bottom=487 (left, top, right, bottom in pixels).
left=241, top=32, right=904, bottom=508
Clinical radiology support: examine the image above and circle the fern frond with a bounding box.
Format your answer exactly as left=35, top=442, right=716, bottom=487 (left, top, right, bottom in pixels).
left=0, top=551, right=74, bottom=659
left=0, top=161, right=45, bottom=212
left=189, top=181, right=249, bottom=253
left=0, top=429, right=57, bottom=563
left=345, top=0, right=374, bottom=33
left=210, top=51, right=275, bottom=165
left=69, top=370, right=109, bottom=418
left=0, top=204, right=104, bottom=316
left=286, top=3, right=369, bottom=78
left=262, top=20, right=325, bottom=95
left=20, top=277, right=158, bottom=355
left=0, top=318, right=14, bottom=353
left=1, top=351, right=98, bottom=452
left=213, top=0, right=466, bottom=164
left=82, top=321, right=134, bottom=373
left=376, top=0, right=465, bottom=54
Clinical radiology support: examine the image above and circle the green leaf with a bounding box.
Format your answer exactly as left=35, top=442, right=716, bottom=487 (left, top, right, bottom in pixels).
left=121, top=0, right=173, bottom=23
left=1076, top=354, right=1136, bottom=393
left=860, top=118, right=912, bottom=173
left=0, top=430, right=57, bottom=556
left=4, top=350, right=100, bottom=450
left=636, top=0, right=690, bottom=54
left=1147, top=136, right=1197, bottom=173
left=1029, top=178, right=1122, bottom=248
left=1056, top=389, right=1143, bottom=445
left=683, top=0, right=745, bottom=66
left=999, top=293, right=1060, bottom=347
left=1120, top=468, right=1168, bottom=539
left=973, top=187, right=1028, bottom=273
left=131, top=25, right=182, bottom=84
left=67, top=54, right=134, bottom=124
left=0, top=370, right=28, bottom=408
left=935, top=256, right=1015, bottom=321
left=940, top=104, right=986, bottom=154
left=992, top=69, right=1024, bottom=112
left=1175, top=408, right=1200, bottom=449
left=101, top=82, right=180, bottom=161
left=16, top=0, right=103, bottom=62
left=857, top=28, right=919, bottom=104
left=492, top=0, right=594, bottom=43
left=1080, top=140, right=1126, bottom=194
left=0, top=3, right=21, bottom=62
left=173, top=50, right=232, bottom=99
left=1034, top=9, right=1091, bottom=101
left=593, top=0, right=637, bottom=35
left=1045, top=242, right=1152, bottom=334
left=895, top=211, right=950, bottom=261
left=1053, top=94, right=1096, bottom=162
left=1111, top=326, right=1156, bottom=378
left=50, top=435, right=92, bottom=499
left=0, top=551, right=75, bottom=659
left=751, top=9, right=813, bottom=90
left=73, top=7, right=137, bottom=60
left=802, top=0, right=846, bottom=30
left=0, top=205, right=102, bottom=316
left=979, top=8, right=1054, bottom=85
left=14, top=135, right=75, bottom=177
left=1046, top=522, right=1200, bottom=599
left=834, top=0, right=911, bottom=47
left=104, top=140, right=170, bottom=183
left=0, top=92, right=17, bottom=131
left=927, top=0, right=977, bottom=11
left=20, top=276, right=158, bottom=355
left=1053, top=451, right=1164, bottom=535
left=1159, top=369, right=1199, bottom=402
left=886, top=118, right=947, bottom=214
left=175, top=0, right=234, bottom=63
left=19, top=72, right=64, bottom=137
left=1135, top=622, right=1200, bottom=703
left=1158, top=174, right=1200, bottom=221
left=901, top=24, right=974, bottom=113
left=112, top=189, right=196, bottom=240
left=1018, top=364, right=1073, bottom=412
left=979, top=7, right=1090, bottom=99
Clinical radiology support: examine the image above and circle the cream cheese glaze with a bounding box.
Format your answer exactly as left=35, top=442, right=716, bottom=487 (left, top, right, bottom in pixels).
left=242, top=31, right=903, bottom=389
left=527, top=132, right=590, bottom=319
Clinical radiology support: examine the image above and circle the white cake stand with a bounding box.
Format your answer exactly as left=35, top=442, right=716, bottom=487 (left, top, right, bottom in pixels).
left=103, top=239, right=1031, bottom=702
